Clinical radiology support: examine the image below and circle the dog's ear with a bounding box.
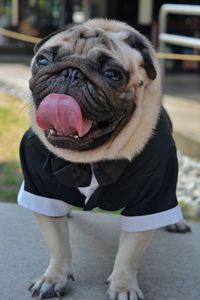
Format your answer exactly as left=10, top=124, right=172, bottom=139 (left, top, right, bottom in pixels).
left=34, top=23, right=76, bottom=54
left=125, top=33, right=157, bottom=80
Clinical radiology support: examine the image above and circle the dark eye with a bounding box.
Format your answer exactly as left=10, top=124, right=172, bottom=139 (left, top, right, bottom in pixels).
left=37, top=55, right=49, bottom=67
left=104, top=70, right=122, bottom=82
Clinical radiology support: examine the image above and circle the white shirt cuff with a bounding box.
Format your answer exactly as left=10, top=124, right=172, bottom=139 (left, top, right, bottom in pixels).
left=17, top=181, right=71, bottom=217
left=121, top=205, right=183, bottom=232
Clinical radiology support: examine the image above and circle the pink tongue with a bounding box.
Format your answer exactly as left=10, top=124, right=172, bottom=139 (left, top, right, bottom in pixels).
left=36, top=93, right=92, bottom=137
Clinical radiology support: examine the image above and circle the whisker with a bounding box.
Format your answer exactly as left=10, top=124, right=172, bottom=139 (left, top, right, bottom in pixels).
left=19, top=101, right=34, bottom=114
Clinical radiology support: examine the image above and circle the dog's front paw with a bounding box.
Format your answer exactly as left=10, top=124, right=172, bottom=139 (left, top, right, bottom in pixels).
left=29, top=269, right=74, bottom=299
left=165, top=219, right=191, bottom=233
left=107, top=271, right=144, bottom=300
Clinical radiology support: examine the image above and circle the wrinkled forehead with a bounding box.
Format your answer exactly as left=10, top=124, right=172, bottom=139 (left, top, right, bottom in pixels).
left=40, top=21, right=132, bottom=47
left=38, top=23, right=143, bottom=69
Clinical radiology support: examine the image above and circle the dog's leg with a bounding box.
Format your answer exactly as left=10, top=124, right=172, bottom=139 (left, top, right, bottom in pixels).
left=29, top=212, right=73, bottom=299
left=107, top=230, right=154, bottom=300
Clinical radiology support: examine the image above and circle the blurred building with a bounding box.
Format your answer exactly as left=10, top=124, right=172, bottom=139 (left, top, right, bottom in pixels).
left=0, top=0, right=200, bottom=71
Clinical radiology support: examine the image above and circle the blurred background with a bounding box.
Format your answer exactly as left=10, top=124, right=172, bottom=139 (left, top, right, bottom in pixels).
left=0, top=0, right=200, bottom=71
left=0, top=0, right=200, bottom=220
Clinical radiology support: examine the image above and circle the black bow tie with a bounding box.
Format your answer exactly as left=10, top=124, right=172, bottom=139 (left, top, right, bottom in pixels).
left=43, top=152, right=129, bottom=188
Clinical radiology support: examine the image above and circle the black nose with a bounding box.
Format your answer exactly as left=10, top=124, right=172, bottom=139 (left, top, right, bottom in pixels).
left=62, top=68, right=83, bottom=86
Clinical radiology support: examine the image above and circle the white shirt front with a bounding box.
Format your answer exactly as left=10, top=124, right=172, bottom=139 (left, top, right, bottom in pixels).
left=78, top=167, right=99, bottom=204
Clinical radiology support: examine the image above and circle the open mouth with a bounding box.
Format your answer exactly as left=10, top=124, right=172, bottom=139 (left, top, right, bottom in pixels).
left=45, top=117, right=125, bottom=150
left=36, top=93, right=132, bottom=151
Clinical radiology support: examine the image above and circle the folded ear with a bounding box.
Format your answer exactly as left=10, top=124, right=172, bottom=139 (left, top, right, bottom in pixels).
left=34, top=23, right=76, bottom=54
left=34, top=31, right=60, bottom=54
left=125, top=32, right=157, bottom=80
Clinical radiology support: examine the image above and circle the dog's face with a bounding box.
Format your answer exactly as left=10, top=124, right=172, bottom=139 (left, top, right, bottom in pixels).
left=30, top=19, right=161, bottom=163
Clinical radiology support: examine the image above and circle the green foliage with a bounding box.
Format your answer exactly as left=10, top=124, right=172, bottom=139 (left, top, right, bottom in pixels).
left=0, top=93, right=29, bottom=202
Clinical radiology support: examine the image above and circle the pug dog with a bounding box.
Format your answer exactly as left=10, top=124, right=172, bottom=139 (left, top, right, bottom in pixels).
left=18, top=19, right=185, bottom=299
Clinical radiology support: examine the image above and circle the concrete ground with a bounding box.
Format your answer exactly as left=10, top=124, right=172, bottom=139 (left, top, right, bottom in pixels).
left=0, top=63, right=31, bottom=91
left=0, top=203, right=200, bottom=300
left=163, top=73, right=200, bottom=102
left=163, top=73, right=200, bottom=159
left=0, top=63, right=199, bottom=158
left=164, top=96, right=200, bottom=159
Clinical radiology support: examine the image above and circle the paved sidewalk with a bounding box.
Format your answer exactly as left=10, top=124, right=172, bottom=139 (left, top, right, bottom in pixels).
left=0, top=63, right=31, bottom=91
left=0, top=203, right=199, bottom=300
left=163, top=96, right=200, bottom=159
